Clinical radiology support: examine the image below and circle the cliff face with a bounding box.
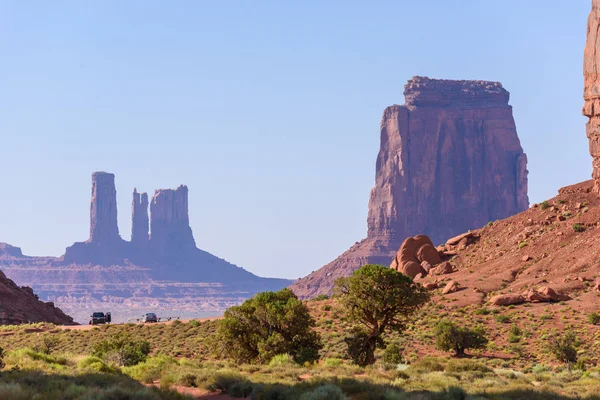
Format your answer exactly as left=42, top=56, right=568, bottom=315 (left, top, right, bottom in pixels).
left=290, top=76, right=529, bottom=299
left=368, top=77, right=529, bottom=244
left=584, top=0, right=600, bottom=194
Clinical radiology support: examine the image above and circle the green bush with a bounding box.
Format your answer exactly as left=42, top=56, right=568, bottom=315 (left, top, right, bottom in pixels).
left=408, top=357, right=446, bottom=373
left=123, top=355, right=178, bottom=383
left=495, top=314, right=511, bottom=323
left=324, top=358, right=343, bottom=367
left=269, top=354, right=297, bottom=366
left=547, top=331, right=579, bottom=370
left=206, top=370, right=251, bottom=394
left=92, top=334, right=151, bottom=367
left=217, top=288, right=322, bottom=364
left=573, top=223, right=586, bottom=233
left=381, top=343, right=404, bottom=365
left=77, top=356, right=116, bottom=374
left=188, top=320, right=202, bottom=328
left=434, top=321, right=488, bottom=357
left=588, top=312, right=600, bottom=325
left=540, top=201, right=550, bottom=210
left=299, top=384, right=348, bottom=400
left=445, top=359, right=492, bottom=373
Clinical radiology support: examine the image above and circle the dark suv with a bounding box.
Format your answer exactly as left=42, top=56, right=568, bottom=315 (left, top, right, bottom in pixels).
left=89, top=312, right=106, bottom=325
left=142, top=313, right=158, bottom=323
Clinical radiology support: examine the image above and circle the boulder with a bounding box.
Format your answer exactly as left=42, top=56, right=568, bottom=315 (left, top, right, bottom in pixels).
left=417, top=244, right=442, bottom=265
left=423, top=282, right=438, bottom=290
left=446, top=232, right=476, bottom=246
left=430, top=261, right=455, bottom=276
left=421, top=261, right=433, bottom=273
left=442, top=280, right=459, bottom=294
left=538, top=286, right=570, bottom=302
left=400, top=261, right=426, bottom=279
left=490, top=294, right=526, bottom=306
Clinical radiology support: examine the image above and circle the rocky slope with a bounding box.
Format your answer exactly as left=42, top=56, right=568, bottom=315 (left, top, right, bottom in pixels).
left=0, top=245, right=73, bottom=325
left=412, top=180, right=599, bottom=313
left=1, top=172, right=291, bottom=322
left=291, top=77, right=528, bottom=298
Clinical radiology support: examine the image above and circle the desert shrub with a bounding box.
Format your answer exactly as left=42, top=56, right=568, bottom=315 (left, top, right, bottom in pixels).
left=495, top=314, right=511, bottom=323
left=408, top=356, right=446, bottom=373
left=269, top=354, right=296, bottom=366
left=573, top=223, right=586, bottom=233
left=217, top=288, right=322, bottom=364
left=206, top=370, right=252, bottom=394
left=434, top=321, right=488, bottom=357
left=588, top=312, right=600, bottom=325
left=324, top=358, right=343, bottom=367
left=547, top=331, right=579, bottom=370
left=382, top=343, right=404, bottom=365
left=312, top=295, right=330, bottom=301
left=445, top=359, right=492, bottom=374
left=0, top=384, right=29, bottom=400
left=299, top=384, right=348, bottom=400
left=540, top=201, right=550, bottom=210
left=77, top=356, right=116, bottom=374
left=188, top=320, right=202, bottom=328
left=37, top=335, right=60, bottom=355
left=335, top=265, right=429, bottom=366
left=507, top=324, right=522, bottom=343
left=92, top=334, right=151, bottom=367
left=123, top=355, right=178, bottom=383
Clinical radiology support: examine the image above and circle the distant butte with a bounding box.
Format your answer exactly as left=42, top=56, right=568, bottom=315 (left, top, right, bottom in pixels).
left=290, top=76, right=529, bottom=299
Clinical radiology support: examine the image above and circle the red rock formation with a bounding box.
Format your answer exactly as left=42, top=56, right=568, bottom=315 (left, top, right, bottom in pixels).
left=290, top=76, right=529, bottom=298
left=89, top=172, right=121, bottom=244
left=584, top=0, right=600, bottom=194
left=131, top=189, right=149, bottom=246
left=150, top=185, right=196, bottom=256
left=0, top=249, right=74, bottom=324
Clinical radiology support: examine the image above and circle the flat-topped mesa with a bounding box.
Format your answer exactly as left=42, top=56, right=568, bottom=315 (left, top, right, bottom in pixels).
left=131, top=189, right=149, bottom=246
left=403, top=76, right=510, bottom=109
left=89, top=172, right=121, bottom=244
left=583, top=0, right=600, bottom=194
left=150, top=185, right=196, bottom=256
left=367, top=77, right=528, bottom=243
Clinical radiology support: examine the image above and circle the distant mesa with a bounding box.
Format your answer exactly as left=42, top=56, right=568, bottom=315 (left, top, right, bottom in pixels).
left=1, top=172, right=291, bottom=320
left=290, top=76, right=529, bottom=299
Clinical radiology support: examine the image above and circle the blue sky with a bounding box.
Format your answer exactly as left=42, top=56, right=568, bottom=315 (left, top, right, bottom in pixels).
left=0, top=1, right=591, bottom=279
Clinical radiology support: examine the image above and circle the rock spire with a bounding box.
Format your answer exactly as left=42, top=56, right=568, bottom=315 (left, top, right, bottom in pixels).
left=131, top=189, right=149, bottom=246
left=89, top=172, right=121, bottom=243
left=150, top=185, right=196, bottom=255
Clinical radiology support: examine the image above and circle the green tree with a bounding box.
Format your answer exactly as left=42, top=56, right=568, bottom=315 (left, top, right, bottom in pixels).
left=335, top=264, right=429, bottom=366
left=92, top=334, right=151, bottom=367
left=434, top=320, right=488, bottom=357
left=547, top=331, right=579, bottom=370
left=217, top=288, right=322, bottom=364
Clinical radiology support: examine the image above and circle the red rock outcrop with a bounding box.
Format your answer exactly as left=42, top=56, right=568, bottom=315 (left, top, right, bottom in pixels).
left=0, top=250, right=74, bottom=324
left=584, top=0, right=600, bottom=194
left=290, top=77, right=528, bottom=298
left=150, top=185, right=196, bottom=256
left=131, top=189, right=149, bottom=247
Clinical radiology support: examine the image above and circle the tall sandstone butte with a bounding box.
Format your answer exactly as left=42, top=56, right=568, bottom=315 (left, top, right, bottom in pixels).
left=290, top=76, right=529, bottom=299
left=584, top=0, right=600, bottom=194
left=89, top=172, right=121, bottom=244
left=150, top=185, right=196, bottom=256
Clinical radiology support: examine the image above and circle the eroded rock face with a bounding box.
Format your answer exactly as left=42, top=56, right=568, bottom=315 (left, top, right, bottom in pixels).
left=150, top=185, right=196, bottom=256
left=131, top=189, right=149, bottom=246
left=583, top=0, right=600, bottom=194
left=367, top=77, right=528, bottom=243
left=290, top=77, right=528, bottom=299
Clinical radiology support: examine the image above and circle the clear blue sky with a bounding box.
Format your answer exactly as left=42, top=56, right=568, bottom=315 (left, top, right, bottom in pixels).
left=0, top=1, right=591, bottom=279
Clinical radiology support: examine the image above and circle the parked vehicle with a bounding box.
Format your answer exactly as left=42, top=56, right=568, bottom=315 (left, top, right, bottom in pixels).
left=89, top=312, right=106, bottom=325
left=142, top=313, right=158, bottom=323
